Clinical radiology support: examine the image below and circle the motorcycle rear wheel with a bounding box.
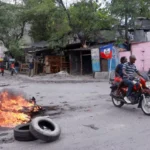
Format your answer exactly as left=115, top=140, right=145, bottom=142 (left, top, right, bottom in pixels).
left=111, top=90, right=124, bottom=108
left=112, top=97, right=124, bottom=108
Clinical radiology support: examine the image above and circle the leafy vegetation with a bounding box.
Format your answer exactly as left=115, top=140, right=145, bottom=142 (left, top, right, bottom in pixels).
left=109, top=0, right=150, bottom=39
left=0, top=0, right=25, bottom=59
left=0, top=0, right=149, bottom=59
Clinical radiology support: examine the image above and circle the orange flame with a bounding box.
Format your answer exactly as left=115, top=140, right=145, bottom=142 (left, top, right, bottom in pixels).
left=0, top=91, right=40, bottom=128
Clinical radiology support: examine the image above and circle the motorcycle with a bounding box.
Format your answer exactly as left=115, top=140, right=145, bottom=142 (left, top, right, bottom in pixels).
left=110, top=76, right=150, bottom=115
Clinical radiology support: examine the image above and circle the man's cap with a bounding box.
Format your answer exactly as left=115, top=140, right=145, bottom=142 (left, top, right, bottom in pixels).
left=130, top=55, right=136, bottom=59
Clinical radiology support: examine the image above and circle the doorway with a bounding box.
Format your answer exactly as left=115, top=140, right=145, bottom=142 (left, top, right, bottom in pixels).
left=101, top=59, right=108, bottom=71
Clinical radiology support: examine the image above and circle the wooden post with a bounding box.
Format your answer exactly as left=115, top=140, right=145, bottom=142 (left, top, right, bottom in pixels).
left=33, top=53, right=36, bottom=75
left=69, top=53, right=72, bottom=75
left=60, top=56, right=62, bottom=71
left=80, top=51, right=83, bottom=75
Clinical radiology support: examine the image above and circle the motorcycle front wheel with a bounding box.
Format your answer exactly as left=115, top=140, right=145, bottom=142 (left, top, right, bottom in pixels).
left=141, top=96, right=150, bottom=116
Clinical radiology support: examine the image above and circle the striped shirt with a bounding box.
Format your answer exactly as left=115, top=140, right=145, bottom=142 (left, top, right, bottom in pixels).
left=123, top=62, right=138, bottom=78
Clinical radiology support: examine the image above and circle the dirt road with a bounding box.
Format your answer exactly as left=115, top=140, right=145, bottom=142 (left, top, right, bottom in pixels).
left=0, top=74, right=150, bottom=150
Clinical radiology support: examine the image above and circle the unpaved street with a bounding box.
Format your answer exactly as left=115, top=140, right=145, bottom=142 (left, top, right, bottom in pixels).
left=0, top=74, right=150, bottom=150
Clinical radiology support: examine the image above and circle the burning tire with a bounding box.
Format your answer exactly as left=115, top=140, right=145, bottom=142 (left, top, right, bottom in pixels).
left=14, top=123, right=37, bottom=141
left=30, top=117, right=61, bottom=142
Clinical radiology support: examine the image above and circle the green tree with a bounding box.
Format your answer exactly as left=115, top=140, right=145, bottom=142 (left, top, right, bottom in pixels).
left=69, top=0, right=114, bottom=44
left=25, top=0, right=114, bottom=47
left=0, top=1, right=26, bottom=59
left=109, top=0, right=150, bottom=40
left=24, top=0, right=71, bottom=48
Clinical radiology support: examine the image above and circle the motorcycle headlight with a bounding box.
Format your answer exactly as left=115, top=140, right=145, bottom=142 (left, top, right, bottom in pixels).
left=146, top=82, right=150, bottom=88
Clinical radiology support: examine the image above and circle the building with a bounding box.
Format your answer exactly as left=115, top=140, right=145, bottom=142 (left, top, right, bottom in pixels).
left=23, top=41, right=69, bottom=75
left=66, top=41, right=118, bottom=76
left=129, top=17, right=150, bottom=42
left=131, top=42, right=150, bottom=72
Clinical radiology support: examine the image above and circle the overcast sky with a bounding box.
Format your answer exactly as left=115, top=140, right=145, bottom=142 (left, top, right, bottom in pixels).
left=1, top=0, right=84, bottom=5
left=65, top=0, right=108, bottom=7
left=2, top=0, right=108, bottom=7
left=1, top=0, right=75, bottom=5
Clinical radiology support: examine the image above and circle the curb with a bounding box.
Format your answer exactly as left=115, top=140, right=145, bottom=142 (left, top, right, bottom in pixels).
left=4, top=71, right=109, bottom=83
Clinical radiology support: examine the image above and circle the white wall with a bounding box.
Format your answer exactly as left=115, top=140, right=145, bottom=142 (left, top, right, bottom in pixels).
left=147, top=32, right=150, bottom=41
left=0, top=41, right=8, bottom=58
left=133, top=30, right=147, bottom=42
left=20, top=24, right=33, bottom=46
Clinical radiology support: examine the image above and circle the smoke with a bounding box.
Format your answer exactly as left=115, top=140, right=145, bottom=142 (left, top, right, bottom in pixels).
left=0, top=88, right=28, bottom=100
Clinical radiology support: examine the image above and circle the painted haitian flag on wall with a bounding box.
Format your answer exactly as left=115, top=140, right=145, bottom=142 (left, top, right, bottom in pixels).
left=100, top=44, right=113, bottom=59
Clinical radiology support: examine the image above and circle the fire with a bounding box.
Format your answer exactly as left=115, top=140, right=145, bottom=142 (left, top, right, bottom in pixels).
left=0, top=91, right=40, bottom=128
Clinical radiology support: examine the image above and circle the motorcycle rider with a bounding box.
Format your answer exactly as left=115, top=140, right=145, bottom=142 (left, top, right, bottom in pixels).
left=122, top=55, right=143, bottom=103
left=115, top=56, right=127, bottom=78
left=115, top=56, right=127, bottom=96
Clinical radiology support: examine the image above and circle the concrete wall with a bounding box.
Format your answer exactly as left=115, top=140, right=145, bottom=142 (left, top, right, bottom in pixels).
left=131, top=42, right=150, bottom=71
left=147, top=32, right=150, bottom=41
left=133, top=30, right=147, bottom=42
left=94, top=72, right=109, bottom=79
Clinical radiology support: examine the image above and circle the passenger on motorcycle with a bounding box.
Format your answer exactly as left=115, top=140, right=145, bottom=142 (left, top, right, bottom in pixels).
left=115, top=56, right=127, bottom=78
left=115, top=57, right=127, bottom=95
left=122, top=55, right=143, bottom=103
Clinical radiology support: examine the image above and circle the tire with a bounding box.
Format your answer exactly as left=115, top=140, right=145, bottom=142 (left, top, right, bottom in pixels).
left=112, top=97, right=124, bottom=108
left=14, top=123, right=37, bottom=141
left=111, top=90, right=124, bottom=108
left=29, top=117, right=61, bottom=142
left=141, top=97, right=150, bottom=116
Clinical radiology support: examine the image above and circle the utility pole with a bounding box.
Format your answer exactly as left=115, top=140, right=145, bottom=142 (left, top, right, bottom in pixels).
left=125, top=0, right=129, bottom=40
left=14, top=0, right=17, bottom=5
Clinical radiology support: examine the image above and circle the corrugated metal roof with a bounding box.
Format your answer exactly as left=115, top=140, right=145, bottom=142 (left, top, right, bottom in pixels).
left=68, top=45, right=101, bottom=51
left=129, top=18, right=150, bottom=31
left=31, top=41, right=49, bottom=48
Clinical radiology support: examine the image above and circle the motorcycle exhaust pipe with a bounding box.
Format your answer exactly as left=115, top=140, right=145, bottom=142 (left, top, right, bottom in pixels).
left=112, top=95, right=125, bottom=103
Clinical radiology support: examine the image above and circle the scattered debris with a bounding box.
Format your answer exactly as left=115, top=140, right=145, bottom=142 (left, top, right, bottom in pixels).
left=43, top=109, right=62, bottom=116
left=0, top=84, right=10, bottom=87
left=55, top=71, right=69, bottom=77
left=59, top=96, right=64, bottom=98
left=19, top=86, right=28, bottom=88
left=42, top=105, right=60, bottom=111
left=83, top=124, right=99, bottom=130
left=0, top=132, right=14, bottom=144
left=0, top=133, right=8, bottom=137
